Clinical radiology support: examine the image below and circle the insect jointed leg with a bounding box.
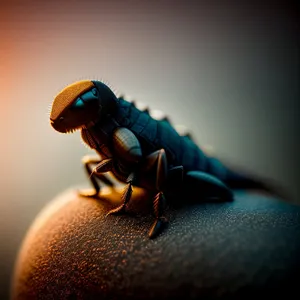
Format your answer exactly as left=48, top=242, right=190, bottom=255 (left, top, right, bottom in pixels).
left=185, top=171, right=233, bottom=201
left=144, top=149, right=168, bottom=238
left=79, top=155, right=114, bottom=198
left=106, top=172, right=135, bottom=216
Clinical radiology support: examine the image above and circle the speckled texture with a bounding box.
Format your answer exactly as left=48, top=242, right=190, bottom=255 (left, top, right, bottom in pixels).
left=50, top=80, right=94, bottom=120
left=11, top=188, right=300, bottom=299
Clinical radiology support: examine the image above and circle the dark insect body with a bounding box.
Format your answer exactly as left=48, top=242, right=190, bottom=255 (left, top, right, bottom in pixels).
left=50, top=80, right=279, bottom=238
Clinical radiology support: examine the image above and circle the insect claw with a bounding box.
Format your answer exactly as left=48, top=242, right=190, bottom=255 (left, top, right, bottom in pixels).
left=106, top=204, right=126, bottom=217
left=148, top=217, right=165, bottom=239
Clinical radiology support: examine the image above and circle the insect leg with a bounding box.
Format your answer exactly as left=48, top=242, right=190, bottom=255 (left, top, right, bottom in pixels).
left=149, top=192, right=167, bottom=239
left=79, top=155, right=114, bottom=198
left=143, top=149, right=167, bottom=189
left=145, top=149, right=168, bottom=238
left=106, top=172, right=134, bottom=216
left=185, top=171, right=233, bottom=201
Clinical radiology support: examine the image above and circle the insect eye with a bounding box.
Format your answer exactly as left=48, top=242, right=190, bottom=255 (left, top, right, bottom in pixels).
left=91, top=88, right=98, bottom=96
left=71, top=98, right=85, bottom=109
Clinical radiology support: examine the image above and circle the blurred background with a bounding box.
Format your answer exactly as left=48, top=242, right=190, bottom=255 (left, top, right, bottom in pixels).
left=0, top=0, right=299, bottom=298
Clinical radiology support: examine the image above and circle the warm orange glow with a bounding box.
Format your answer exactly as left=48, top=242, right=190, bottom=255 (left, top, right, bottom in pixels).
left=0, top=28, right=15, bottom=108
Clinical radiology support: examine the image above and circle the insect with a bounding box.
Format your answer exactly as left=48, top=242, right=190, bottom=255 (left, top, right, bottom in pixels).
left=50, top=80, right=280, bottom=238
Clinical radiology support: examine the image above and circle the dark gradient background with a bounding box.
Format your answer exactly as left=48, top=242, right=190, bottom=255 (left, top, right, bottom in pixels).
left=1, top=0, right=299, bottom=298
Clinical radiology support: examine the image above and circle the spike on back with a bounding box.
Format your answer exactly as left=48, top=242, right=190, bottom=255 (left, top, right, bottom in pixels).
left=135, top=101, right=148, bottom=111
left=150, top=109, right=166, bottom=120
left=162, top=116, right=171, bottom=124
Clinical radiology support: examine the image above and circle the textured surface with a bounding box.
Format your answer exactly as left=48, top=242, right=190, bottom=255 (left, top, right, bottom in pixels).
left=50, top=80, right=94, bottom=120
left=11, top=187, right=300, bottom=299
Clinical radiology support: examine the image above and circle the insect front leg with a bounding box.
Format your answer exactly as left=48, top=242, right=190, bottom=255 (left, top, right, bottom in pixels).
left=106, top=172, right=135, bottom=216
left=105, top=127, right=142, bottom=215
left=79, top=155, right=114, bottom=198
left=144, top=149, right=168, bottom=239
